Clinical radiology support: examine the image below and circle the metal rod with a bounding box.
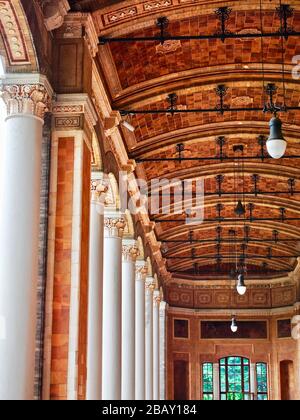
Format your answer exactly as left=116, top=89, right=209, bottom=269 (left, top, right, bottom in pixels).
left=168, top=269, right=289, bottom=274
left=135, top=155, right=300, bottom=162
left=118, top=106, right=300, bottom=115
left=148, top=191, right=300, bottom=197
left=166, top=255, right=299, bottom=260
left=150, top=217, right=300, bottom=223
left=99, top=31, right=300, bottom=44
left=161, top=238, right=299, bottom=244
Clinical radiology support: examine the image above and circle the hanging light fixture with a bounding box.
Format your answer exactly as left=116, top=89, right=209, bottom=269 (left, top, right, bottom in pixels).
left=236, top=273, right=247, bottom=296
left=233, top=145, right=246, bottom=216
left=235, top=200, right=246, bottom=217
left=266, top=116, right=287, bottom=159
left=231, top=316, right=238, bottom=333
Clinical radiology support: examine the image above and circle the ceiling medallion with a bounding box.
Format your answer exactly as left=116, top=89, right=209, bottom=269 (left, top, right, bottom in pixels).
left=156, top=39, right=182, bottom=55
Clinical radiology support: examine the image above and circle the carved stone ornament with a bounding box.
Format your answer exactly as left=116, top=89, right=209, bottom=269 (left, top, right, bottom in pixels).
left=153, top=291, right=161, bottom=307
left=104, top=216, right=126, bottom=238
left=135, top=263, right=148, bottom=281
left=41, top=0, right=70, bottom=31
left=0, top=83, right=51, bottom=119
left=122, top=244, right=139, bottom=262
left=90, top=180, right=108, bottom=202
left=145, top=279, right=156, bottom=293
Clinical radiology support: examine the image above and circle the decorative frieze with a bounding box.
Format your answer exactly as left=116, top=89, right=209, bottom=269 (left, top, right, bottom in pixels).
left=52, top=93, right=97, bottom=132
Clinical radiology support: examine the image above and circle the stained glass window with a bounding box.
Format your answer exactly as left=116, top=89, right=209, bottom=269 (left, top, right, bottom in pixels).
left=202, top=363, right=213, bottom=400
left=256, top=363, right=268, bottom=400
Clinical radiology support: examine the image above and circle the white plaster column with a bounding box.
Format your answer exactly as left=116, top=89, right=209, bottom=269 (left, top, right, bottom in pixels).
left=0, top=76, right=51, bottom=400
left=145, top=278, right=155, bottom=400
left=250, top=363, right=257, bottom=400
left=159, top=301, right=167, bottom=400
left=121, top=239, right=138, bottom=400
left=213, top=363, right=220, bottom=400
left=102, top=213, right=125, bottom=400
left=292, top=315, right=300, bottom=400
left=86, top=180, right=107, bottom=400
left=135, top=261, right=148, bottom=400
left=153, top=290, right=161, bottom=400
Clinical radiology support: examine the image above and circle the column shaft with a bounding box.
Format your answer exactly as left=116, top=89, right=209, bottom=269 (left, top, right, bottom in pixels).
left=159, top=302, right=167, bottom=401
left=102, top=215, right=125, bottom=400
left=153, top=292, right=160, bottom=400
left=0, top=114, right=43, bottom=399
left=135, top=262, right=147, bottom=400
left=86, top=186, right=104, bottom=400
left=121, top=241, right=138, bottom=400
left=145, top=279, right=155, bottom=400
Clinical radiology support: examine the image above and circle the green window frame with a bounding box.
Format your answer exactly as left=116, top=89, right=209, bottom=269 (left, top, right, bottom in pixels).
left=202, top=363, right=214, bottom=400
left=219, top=357, right=251, bottom=400
left=256, top=363, right=268, bottom=400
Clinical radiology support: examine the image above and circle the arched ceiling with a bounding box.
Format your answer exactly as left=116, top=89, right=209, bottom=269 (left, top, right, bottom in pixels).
left=89, top=0, right=300, bottom=280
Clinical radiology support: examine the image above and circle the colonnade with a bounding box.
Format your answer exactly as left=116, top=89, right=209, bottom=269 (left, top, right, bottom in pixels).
left=87, top=181, right=167, bottom=400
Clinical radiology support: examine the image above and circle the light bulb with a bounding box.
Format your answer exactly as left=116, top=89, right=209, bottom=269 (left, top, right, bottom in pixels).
left=237, top=274, right=247, bottom=296
left=231, top=317, right=238, bottom=333
left=266, top=117, right=287, bottom=159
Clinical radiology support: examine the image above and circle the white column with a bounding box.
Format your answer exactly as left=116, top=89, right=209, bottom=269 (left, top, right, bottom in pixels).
left=159, top=301, right=167, bottom=401
left=135, top=261, right=147, bottom=400
left=153, top=290, right=161, bottom=400
left=250, top=363, right=257, bottom=400
left=213, top=363, right=220, bottom=400
left=86, top=181, right=106, bottom=400
left=292, top=316, right=300, bottom=400
left=0, top=77, right=51, bottom=400
left=121, top=239, right=138, bottom=400
left=145, top=278, right=155, bottom=400
left=102, top=212, right=125, bottom=400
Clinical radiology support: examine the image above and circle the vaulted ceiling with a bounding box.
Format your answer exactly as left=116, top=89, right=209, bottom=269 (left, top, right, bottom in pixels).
left=87, top=0, right=300, bottom=281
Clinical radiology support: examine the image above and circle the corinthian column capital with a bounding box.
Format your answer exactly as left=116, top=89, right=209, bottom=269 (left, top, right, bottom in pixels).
left=135, top=261, right=148, bottom=282
left=122, top=240, right=139, bottom=263
left=153, top=290, right=161, bottom=307
left=91, top=180, right=108, bottom=203
left=104, top=213, right=126, bottom=238
left=0, top=74, right=53, bottom=120
left=145, top=278, right=155, bottom=294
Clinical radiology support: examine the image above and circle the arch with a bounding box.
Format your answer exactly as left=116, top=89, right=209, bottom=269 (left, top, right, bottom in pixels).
left=0, top=0, right=39, bottom=72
